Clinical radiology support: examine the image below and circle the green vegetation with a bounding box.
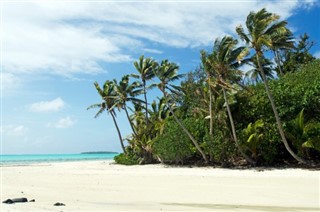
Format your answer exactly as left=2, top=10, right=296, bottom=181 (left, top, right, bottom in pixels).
left=89, top=8, right=319, bottom=167
left=153, top=117, right=207, bottom=164
left=114, top=150, right=141, bottom=165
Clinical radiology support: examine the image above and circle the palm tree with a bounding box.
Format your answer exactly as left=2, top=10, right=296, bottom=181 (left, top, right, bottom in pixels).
left=87, top=81, right=126, bottom=154
left=270, top=29, right=295, bottom=76
left=246, top=54, right=274, bottom=83
left=206, top=36, right=255, bottom=165
left=128, top=101, right=158, bottom=164
left=133, top=56, right=157, bottom=128
left=114, top=75, right=144, bottom=137
left=149, top=98, right=171, bottom=136
left=236, top=8, right=309, bottom=165
left=127, top=102, right=146, bottom=154
left=201, top=50, right=214, bottom=135
left=154, top=59, right=208, bottom=163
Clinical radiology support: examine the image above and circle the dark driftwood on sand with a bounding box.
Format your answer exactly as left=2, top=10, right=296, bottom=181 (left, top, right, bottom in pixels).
left=54, top=202, right=66, bottom=206
left=2, top=198, right=28, bottom=204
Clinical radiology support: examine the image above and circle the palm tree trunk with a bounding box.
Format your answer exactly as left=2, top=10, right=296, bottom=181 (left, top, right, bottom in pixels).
left=110, top=111, right=126, bottom=154
left=255, top=54, right=309, bottom=165
left=124, top=105, right=137, bottom=137
left=222, top=88, right=255, bottom=165
left=143, top=80, right=149, bottom=127
left=164, top=91, right=208, bottom=163
left=273, top=50, right=284, bottom=76
left=209, top=81, right=213, bottom=135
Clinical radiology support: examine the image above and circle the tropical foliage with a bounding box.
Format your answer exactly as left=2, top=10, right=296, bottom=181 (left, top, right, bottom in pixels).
left=89, top=8, right=319, bottom=167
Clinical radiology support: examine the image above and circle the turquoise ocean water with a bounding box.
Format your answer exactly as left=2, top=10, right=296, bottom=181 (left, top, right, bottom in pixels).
left=0, top=153, right=118, bottom=165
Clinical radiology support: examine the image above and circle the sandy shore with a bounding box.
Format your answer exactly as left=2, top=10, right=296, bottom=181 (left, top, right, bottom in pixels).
left=1, top=160, right=319, bottom=211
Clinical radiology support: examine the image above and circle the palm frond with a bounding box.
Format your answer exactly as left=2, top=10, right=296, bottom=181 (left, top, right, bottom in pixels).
left=87, top=103, right=103, bottom=111
left=236, top=25, right=250, bottom=44
left=94, top=82, right=105, bottom=98
left=264, top=20, right=287, bottom=35
left=130, top=74, right=140, bottom=79
left=94, top=107, right=106, bottom=119
left=236, top=47, right=250, bottom=62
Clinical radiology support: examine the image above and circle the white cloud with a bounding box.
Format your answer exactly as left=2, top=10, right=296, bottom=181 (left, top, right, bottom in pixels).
left=143, top=48, right=163, bottom=54
left=29, top=98, right=65, bottom=112
left=300, top=0, right=318, bottom=9
left=2, top=125, right=28, bottom=136
left=2, top=1, right=312, bottom=78
left=47, top=116, right=76, bottom=129
left=1, top=73, right=22, bottom=95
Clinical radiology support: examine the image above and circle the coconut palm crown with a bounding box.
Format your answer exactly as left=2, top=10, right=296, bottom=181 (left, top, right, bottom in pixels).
left=113, top=75, right=144, bottom=136
left=87, top=81, right=126, bottom=154
left=236, top=8, right=289, bottom=56
left=132, top=55, right=158, bottom=127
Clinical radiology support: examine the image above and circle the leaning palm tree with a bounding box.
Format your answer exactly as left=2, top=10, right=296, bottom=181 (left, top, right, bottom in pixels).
left=87, top=81, right=126, bottom=154
left=132, top=56, right=157, bottom=128
left=114, top=75, right=144, bottom=137
left=236, top=8, right=308, bottom=165
left=206, top=36, right=255, bottom=165
left=154, top=59, right=208, bottom=163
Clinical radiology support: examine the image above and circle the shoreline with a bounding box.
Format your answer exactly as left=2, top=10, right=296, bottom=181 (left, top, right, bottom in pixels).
left=1, top=159, right=319, bottom=173
left=1, top=160, right=319, bottom=211
left=0, top=159, right=113, bottom=167
left=0, top=153, right=117, bottom=166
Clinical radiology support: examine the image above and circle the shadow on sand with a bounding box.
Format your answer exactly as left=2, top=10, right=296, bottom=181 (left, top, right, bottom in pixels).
left=162, top=203, right=319, bottom=211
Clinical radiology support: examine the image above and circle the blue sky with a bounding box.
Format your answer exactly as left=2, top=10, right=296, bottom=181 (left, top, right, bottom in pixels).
left=1, top=0, right=320, bottom=154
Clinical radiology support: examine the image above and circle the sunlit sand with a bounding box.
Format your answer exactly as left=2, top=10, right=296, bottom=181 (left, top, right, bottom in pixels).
left=1, top=161, right=319, bottom=211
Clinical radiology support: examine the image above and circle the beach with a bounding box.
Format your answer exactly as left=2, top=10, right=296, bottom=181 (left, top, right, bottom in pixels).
left=1, top=160, right=319, bottom=211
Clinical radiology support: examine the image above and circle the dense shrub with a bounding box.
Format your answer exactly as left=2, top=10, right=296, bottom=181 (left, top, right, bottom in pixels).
left=114, top=152, right=140, bottom=165
left=203, top=129, right=236, bottom=164
left=272, top=60, right=320, bottom=122
left=153, top=117, right=207, bottom=164
left=237, top=60, right=320, bottom=123
left=239, top=121, right=280, bottom=165
left=285, top=109, right=320, bottom=159
left=234, top=59, right=320, bottom=163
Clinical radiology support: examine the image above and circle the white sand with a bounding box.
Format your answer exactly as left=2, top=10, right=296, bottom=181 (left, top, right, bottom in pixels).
left=1, top=160, right=319, bottom=211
